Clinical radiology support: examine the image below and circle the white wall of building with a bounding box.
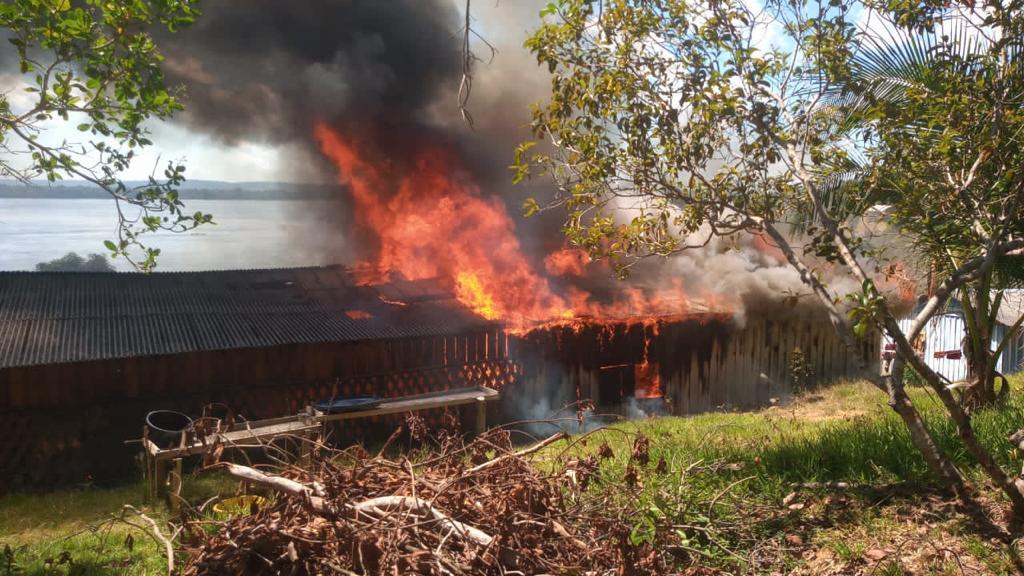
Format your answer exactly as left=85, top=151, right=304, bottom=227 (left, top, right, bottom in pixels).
left=883, top=313, right=1019, bottom=381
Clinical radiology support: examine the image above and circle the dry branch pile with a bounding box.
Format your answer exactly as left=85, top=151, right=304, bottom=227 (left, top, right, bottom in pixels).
left=182, top=425, right=675, bottom=575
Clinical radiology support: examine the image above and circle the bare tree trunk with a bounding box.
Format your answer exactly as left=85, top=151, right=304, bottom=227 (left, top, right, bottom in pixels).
left=764, top=200, right=1024, bottom=515
left=958, top=282, right=1015, bottom=410
left=962, top=345, right=1001, bottom=409
left=883, top=316, right=1024, bottom=517
left=959, top=288, right=999, bottom=409
left=822, top=215, right=1024, bottom=515
left=886, top=360, right=970, bottom=497
left=943, top=390, right=1024, bottom=516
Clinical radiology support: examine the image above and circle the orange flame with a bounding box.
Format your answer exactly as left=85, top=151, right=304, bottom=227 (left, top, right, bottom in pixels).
left=544, top=247, right=590, bottom=277
left=314, top=123, right=569, bottom=328
left=455, top=272, right=499, bottom=320
left=634, top=362, right=662, bottom=398
left=313, top=122, right=727, bottom=331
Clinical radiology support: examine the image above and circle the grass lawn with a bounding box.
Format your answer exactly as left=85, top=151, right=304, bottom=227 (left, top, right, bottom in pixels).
left=540, top=376, right=1024, bottom=574
left=2, top=377, right=1024, bottom=574
left=0, top=476, right=233, bottom=576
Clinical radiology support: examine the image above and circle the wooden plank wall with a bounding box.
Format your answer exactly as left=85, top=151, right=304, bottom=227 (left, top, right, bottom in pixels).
left=508, top=313, right=878, bottom=420
left=663, top=316, right=874, bottom=414
left=0, top=329, right=513, bottom=488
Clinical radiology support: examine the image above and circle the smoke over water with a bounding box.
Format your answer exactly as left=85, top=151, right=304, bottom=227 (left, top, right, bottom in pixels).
left=152, top=0, right=840, bottom=330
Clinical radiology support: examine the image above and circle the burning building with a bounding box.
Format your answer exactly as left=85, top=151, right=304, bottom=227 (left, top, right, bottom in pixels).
left=0, top=0, right=881, bottom=488
left=512, top=311, right=877, bottom=424
left=310, top=122, right=878, bottom=426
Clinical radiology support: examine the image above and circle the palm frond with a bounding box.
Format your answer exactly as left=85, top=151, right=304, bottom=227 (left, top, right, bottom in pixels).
left=995, top=254, right=1024, bottom=288
left=815, top=14, right=1000, bottom=133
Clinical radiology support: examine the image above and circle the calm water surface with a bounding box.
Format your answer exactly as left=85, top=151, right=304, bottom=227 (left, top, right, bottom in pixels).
left=0, top=198, right=344, bottom=271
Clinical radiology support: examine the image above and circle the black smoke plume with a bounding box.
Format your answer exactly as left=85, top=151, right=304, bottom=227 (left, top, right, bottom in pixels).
left=156, top=0, right=462, bottom=147
left=153, top=0, right=567, bottom=264
left=154, top=0, right=821, bottom=317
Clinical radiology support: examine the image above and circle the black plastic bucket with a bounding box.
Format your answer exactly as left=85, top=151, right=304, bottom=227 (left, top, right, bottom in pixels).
left=146, top=410, right=193, bottom=448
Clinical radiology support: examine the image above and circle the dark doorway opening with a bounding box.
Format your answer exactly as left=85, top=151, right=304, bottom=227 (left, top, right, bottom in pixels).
left=597, top=364, right=635, bottom=408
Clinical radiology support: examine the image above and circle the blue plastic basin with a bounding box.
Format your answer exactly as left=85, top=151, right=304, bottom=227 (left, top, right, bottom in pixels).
left=314, top=395, right=381, bottom=414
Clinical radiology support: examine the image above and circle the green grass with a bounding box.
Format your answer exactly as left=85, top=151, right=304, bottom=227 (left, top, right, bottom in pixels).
left=0, top=484, right=166, bottom=576
left=539, top=375, right=1024, bottom=573
left=546, top=376, right=1024, bottom=499
left=0, top=475, right=235, bottom=576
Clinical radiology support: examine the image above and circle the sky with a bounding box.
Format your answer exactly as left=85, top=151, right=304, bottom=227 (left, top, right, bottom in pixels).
left=1, top=0, right=545, bottom=184
left=0, top=72, right=294, bottom=183
left=0, top=0, right=920, bottom=185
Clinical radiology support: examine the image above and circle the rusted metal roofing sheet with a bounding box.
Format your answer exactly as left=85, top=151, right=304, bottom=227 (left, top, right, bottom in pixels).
left=0, top=266, right=496, bottom=368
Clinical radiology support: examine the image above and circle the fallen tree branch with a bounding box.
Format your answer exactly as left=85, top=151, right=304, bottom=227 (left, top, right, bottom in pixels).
left=213, top=463, right=493, bottom=546
left=354, top=496, right=494, bottom=546
left=551, top=519, right=587, bottom=550
left=789, top=481, right=851, bottom=490
left=466, top=432, right=567, bottom=475
left=121, top=505, right=175, bottom=576
left=212, top=462, right=327, bottom=512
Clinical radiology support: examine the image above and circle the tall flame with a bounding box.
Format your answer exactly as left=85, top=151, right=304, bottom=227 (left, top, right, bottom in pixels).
left=314, top=123, right=569, bottom=328
left=313, top=122, right=721, bottom=331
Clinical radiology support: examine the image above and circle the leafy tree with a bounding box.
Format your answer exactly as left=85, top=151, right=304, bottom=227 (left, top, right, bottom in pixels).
left=826, top=18, right=1024, bottom=409
left=0, top=0, right=211, bottom=271
left=35, top=252, right=115, bottom=272
left=519, top=0, right=1024, bottom=518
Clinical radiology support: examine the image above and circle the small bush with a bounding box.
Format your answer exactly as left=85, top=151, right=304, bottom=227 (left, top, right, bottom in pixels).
left=789, top=347, right=815, bottom=391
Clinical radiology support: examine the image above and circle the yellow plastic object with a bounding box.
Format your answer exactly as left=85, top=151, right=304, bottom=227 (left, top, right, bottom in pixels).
left=212, top=495, right=267, bottom=518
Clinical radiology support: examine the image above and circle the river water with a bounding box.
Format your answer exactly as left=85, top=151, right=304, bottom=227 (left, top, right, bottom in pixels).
left=0, top=198, right=345, bottom=271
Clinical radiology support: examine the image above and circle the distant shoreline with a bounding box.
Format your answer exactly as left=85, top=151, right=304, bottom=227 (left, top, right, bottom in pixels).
left=0, top=181, right=343, bottom=201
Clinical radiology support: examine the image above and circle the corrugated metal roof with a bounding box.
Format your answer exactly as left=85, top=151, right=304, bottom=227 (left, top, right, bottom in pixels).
left=0, top=266, right=497, bottom=369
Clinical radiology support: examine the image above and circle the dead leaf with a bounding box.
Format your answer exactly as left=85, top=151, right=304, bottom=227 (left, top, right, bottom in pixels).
left=864, top=549, right=888, bottom=562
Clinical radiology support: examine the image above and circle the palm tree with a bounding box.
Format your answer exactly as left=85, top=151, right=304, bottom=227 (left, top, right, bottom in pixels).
left=811, top=13, right=1024, bottom=409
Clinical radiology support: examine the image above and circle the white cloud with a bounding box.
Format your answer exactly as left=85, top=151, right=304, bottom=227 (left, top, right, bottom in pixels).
left=2, top=72, right=299, bottom=183
left=125, top=122, right=289, bottom=182
left=740, top=0, right=790, bottom=55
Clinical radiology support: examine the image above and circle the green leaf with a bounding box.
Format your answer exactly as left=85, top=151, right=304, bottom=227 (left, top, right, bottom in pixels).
left=854, top=321, right=868, bottom=338
left=522, top=197, right=541, bottom=217
left=0, top=0, right=206, bottom=272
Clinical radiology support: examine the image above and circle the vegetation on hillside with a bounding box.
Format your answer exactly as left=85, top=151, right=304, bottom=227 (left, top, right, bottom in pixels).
left=35, top=252, right=115, bottom=273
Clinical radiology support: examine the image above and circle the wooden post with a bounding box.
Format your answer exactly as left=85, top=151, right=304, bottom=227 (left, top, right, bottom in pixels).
left=154, top=458, right=167, bottom=499
left=159, top=429, right=186, bottom=508
left=142, top=426, right=152, bottom=500
left=475, top=396, right=487, bottom=435
left=299, top=429, right=314, bottom=469
left=169, top=458, right=183, bottom=515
